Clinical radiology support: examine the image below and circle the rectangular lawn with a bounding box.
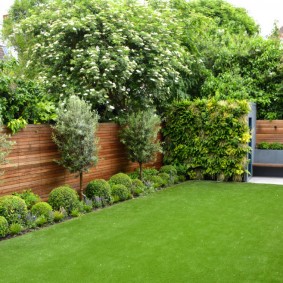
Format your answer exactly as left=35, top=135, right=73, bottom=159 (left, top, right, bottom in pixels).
left=0, top=181, right=282, bottom=283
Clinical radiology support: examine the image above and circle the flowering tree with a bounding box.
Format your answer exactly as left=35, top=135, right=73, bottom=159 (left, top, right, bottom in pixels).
left=4, top=0, right=192, bottom=118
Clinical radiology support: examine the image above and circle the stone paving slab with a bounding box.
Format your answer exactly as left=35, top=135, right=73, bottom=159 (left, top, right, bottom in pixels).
left=248, top=177, right=283, bottom=185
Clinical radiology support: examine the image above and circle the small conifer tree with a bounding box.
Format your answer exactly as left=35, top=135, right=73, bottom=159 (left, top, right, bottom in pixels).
left=0, top=118, right=15, bottom=177
left=120, top=109, right=162, bottom=180
left=52, top=95, right=99, bottom=199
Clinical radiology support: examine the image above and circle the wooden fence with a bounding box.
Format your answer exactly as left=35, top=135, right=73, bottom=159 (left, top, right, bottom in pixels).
left=0, top=123, right=162, bottom=199
left=256, top=120, right=283, bottom=144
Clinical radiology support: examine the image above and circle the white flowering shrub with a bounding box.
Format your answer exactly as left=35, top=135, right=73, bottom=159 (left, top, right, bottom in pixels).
left=5, top=0, right=192, bottom=118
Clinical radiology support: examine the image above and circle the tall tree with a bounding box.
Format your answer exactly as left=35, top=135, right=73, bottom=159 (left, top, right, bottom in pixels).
left=52, top=95, right=99, bottom=199
left=3, top=0, right=191, bottom=119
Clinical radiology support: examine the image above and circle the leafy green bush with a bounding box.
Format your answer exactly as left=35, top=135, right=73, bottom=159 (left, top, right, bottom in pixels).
left=70, top=209, right=81, bottom=218
left=160, top=165, right=177, bottom=176
left=0, top=216, right=9, bottom=237
left=127, top=168, right=159, bottom=180
left=111, top=184, right=131, bottom=203
left=48, top=186, right=79, bottom=215
left=85, top=179, right=112, bottom=206
left=109, top=173, right=132, bottom=189
left=131, top=179, right=146, bottom=197
left=35, top=215, right=47, bottom=227
left=257, top=142, right=283, bottom=150
left=53, top=211, right=64, bottom=223
left=143, top=168, right=159, bottom=178
left=9, top=223, right=22, bottom=235
left=0, top=195, right=28, bottom=224
left=13, top=189, right=41, bottom=209
left=146, top=176, right=165, bottom=189
left=158, top=173, right=170, bottom=186
left=31, top=202, right=53, bottom=218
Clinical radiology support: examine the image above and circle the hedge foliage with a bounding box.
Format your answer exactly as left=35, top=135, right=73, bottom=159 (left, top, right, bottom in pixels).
left=163, top=99, right=251, bottom=181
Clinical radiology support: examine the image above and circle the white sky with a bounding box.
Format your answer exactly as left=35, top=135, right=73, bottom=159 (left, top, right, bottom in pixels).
left=0, top=0, right=283, bottom=38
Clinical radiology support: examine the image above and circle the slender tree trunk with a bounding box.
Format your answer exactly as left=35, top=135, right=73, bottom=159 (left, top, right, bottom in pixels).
left=139, top=162, right=143, bottom=180
left=79, top=172, right=83, bottom=200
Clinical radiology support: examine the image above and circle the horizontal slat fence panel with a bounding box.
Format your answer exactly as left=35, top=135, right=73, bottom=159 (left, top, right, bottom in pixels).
left=256, top=120, right=283, bottom=144
left=0, top=123, right=162, bottom=199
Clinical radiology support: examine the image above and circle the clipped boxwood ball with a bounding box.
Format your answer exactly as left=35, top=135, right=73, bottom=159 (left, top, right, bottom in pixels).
left=0, top=195, right=28, bottom=225
left=85, top=179, right=112, bottom=204
left=109, top=173, right=132, bottom=189
left=111, top=184, right=131, bottom=202
left=48, top=186, right=79, bottom=214
left=31, top=202, right=53, bottom=218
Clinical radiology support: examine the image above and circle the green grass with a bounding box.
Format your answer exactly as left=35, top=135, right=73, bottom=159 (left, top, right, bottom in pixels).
left=1, top=181, right=283, bottom=283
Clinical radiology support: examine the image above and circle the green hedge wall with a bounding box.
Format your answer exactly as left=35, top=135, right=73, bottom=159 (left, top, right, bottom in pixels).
left=163, top=99, right=251, bottom=181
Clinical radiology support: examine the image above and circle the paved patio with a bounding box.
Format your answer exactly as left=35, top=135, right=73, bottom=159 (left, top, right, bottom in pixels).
left=248, top=177, right=283, bottom=185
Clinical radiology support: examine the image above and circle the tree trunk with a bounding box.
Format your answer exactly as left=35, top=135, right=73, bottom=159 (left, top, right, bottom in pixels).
left=139, top=162, right=143, bottom=180
left=79, top=172, right=83, bottom=200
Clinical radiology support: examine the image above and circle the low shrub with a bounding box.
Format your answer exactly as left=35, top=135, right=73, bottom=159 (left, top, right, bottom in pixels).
left=53, top=211, right=64, bottom=222
left=70, top=209, right=80, bottom=217
left=92, top=196, right=103, bottom=209
left=143, top=180, right=156, bottom=194
left=85, top=179, right=112, bottom=206
left=0, top=195, right=28, bottom=225
left=25, top=212, right=37, bottom=229
left=35, top=215, right=47, bottom=227
left=48, top=186, right=79, bottom=214
left=109, top=173, right=132, bottom=189
left=81, top=198, right=93, bottom=213
left=111, top=184, right=131, bottom=203
left=257, top=142, right=283, bottom=150
left=0, top=216, right=9, bottom=237
left=127, top=171, right=139, bottom=179
left=9, top=223, right=22, bottom=235
left=127, top=168, right=159, bottom=180
left=13, top=189, right=41, bottom=209
left=142, top=168, right=159, bottom=179
left=131, top=179, right=145, bottom=196
left=158, top=173, right=170, bottom=186
left=31, top=202, right=53, bottom=218
left=146, top=176, right=165, bottom=189
left=160, top=165, right=178, bottom=183
left=160, top=165, right=177, bottom=176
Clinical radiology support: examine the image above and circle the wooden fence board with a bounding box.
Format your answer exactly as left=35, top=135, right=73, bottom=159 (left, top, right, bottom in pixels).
left=256, top=120, right=283, bottom=144
left=0, top=123, right=162, bottom=200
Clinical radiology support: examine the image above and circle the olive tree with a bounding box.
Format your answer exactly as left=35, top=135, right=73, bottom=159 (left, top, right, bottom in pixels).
left=119, top=109, right=162, bottom=180
left=52, top=95, right=99, bottom=199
